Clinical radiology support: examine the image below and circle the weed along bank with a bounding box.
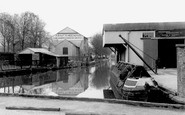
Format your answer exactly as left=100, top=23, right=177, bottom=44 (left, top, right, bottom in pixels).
left=103, top=22, right=185, bottom=70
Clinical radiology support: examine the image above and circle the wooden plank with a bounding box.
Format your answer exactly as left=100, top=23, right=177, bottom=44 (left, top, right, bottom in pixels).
left=6, top=106, right=61, bottom=111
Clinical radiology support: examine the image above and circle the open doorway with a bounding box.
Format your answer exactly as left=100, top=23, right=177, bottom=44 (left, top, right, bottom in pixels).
left=158, top=39, right=184, bottom=68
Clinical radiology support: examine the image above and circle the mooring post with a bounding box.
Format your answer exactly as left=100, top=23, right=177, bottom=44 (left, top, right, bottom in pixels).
left=176, top=44, right=185, bottom=97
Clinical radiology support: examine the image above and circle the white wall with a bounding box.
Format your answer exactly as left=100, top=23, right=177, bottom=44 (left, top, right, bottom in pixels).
left=103, top=31, right=129, bottom=47
left=128, top=31, right=144, bottom=66
left=54, top=40, right=77, bottom=56
left=103, top=30, right=155, bottom=66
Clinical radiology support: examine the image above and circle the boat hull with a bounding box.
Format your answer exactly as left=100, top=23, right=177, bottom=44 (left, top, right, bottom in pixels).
left=109, top=73, right=149, bottom=101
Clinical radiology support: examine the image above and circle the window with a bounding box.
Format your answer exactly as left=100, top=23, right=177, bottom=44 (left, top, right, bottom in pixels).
left=63, top=47, right=68, bottom=55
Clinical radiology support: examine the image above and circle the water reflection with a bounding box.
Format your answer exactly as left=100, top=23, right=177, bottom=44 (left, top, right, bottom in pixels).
left=0, top=60, right=111, bottom=98
left=77, top=62, right=111, bottom=98
left=91, top=65, right=110, bottom=89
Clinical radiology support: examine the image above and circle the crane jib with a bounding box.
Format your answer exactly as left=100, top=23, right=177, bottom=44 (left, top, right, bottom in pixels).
left=119, top=35, right=157, bottom=75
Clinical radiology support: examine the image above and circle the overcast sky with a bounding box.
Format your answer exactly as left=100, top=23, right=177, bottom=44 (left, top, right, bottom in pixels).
left=0, top=0, right=185, bottom=37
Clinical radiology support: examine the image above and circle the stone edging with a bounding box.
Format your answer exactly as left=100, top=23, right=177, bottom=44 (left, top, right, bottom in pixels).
left=0, top=93, right=185, bottom=110
left=157, top=84, right=185, bottom=105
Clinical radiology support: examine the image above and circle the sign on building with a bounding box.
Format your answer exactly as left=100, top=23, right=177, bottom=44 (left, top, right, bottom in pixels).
left=142, top=32, right=155, bottom=38
left=155, top=30, right=185, bottom=38
left=55, top=34, right=83, bottom=39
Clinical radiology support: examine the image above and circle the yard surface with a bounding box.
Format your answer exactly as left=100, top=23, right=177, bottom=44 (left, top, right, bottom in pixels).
left=0, top=94, right=184, bottom=115
left=0, top=68, right=185, bottom=115
left=149, top=68, right=177, bottom=93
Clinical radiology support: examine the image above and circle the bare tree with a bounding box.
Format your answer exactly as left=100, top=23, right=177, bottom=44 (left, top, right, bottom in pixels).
left=0, top=13, right=14, bottom=52
left=19, top=12, right=34, bottom=50
left=0, top=20, right=6, bottom=52
left=29, top=16, right=46, bottom=48
left=11, top=14, right=21, bottom=53
left=91, top=33, right=111, bottom=56
left=41, top=32, right=53, bottom=50
left=0, top=11, right=51, bottom=52
left=19, top=12, right=48, bottom=49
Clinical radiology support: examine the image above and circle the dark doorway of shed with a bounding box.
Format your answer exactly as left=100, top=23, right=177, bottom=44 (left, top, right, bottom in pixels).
left=158, top=39, right=184, bottom=68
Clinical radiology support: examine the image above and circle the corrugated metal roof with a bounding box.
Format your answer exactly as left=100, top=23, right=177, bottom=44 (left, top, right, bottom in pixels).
left=19, top=48, right=61, bottom=57
left=103, top=22, right=185, bottom=31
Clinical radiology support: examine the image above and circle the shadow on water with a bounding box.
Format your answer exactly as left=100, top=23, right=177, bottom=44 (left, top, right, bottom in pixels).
left=91, top=63, right=110, bottom=89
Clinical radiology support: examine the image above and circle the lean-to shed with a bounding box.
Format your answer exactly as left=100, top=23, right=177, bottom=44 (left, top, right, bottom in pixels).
left=18, top=48, right=61, bottom=67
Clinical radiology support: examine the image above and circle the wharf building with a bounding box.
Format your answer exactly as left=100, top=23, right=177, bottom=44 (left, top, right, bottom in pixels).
left=103, top=22, right=185, bottom=69
left=51, top=27, right=89, bottom=66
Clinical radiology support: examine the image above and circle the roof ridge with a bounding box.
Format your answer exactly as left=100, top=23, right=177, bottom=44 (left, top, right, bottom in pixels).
left=54, top=27, right=86, bottom=38
left=57, top=27, right=78, bottom=34
left=103, top=22, right=185, bottom=31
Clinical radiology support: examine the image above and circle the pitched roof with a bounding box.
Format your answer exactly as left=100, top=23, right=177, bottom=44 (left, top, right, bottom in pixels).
left=55, top=39, right=81, bottom=48
left=68, top=40, right=81, bottom=48
left=51, top=39, right=62, bottom=46
left=57, top=27, right=79, bottom=34
left=103, top=22, right=185, bottom=31
left=19, top=48, right=61, bottom=57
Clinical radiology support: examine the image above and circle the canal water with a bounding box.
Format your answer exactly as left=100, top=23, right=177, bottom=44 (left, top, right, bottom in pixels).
left=0, top=60, right=179, bottom=104
left=0, top=60, right=111, bottom=99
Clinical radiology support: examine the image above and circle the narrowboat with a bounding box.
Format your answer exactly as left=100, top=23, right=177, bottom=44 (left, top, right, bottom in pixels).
left=109, top=62, right=158, bottom=101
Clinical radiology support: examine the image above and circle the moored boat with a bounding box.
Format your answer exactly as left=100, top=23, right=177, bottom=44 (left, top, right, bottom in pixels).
left=108, top=35, right=178, bottom=103
left=109, top=62, right=157, bottom=101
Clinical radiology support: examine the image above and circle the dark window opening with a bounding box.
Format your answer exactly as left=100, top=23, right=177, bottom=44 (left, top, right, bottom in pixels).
left=63, top=47, right=68, bottom=55
left=158, top=39, right=184, bottom=68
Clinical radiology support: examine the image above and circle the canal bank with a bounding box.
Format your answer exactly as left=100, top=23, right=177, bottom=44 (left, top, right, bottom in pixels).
left=0, top=61, right=185, bottom=114
left=149, top=68, right=185, bottom=104
left=0, top=93, right=184, bottom=115
left=0, top=67, right=52, bottom=77
left=108, top=60, right=185, bottom=105
left=0, top=59, right=102, bottom=77
left=0, top=60, right=110, bottom=96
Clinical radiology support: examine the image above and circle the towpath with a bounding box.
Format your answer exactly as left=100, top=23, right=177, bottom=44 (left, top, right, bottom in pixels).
left=0, top=94, right=184, bottom=115
left=149, top=68, right=185, bottom=103
left=149, top=68, right=177, bottom=93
